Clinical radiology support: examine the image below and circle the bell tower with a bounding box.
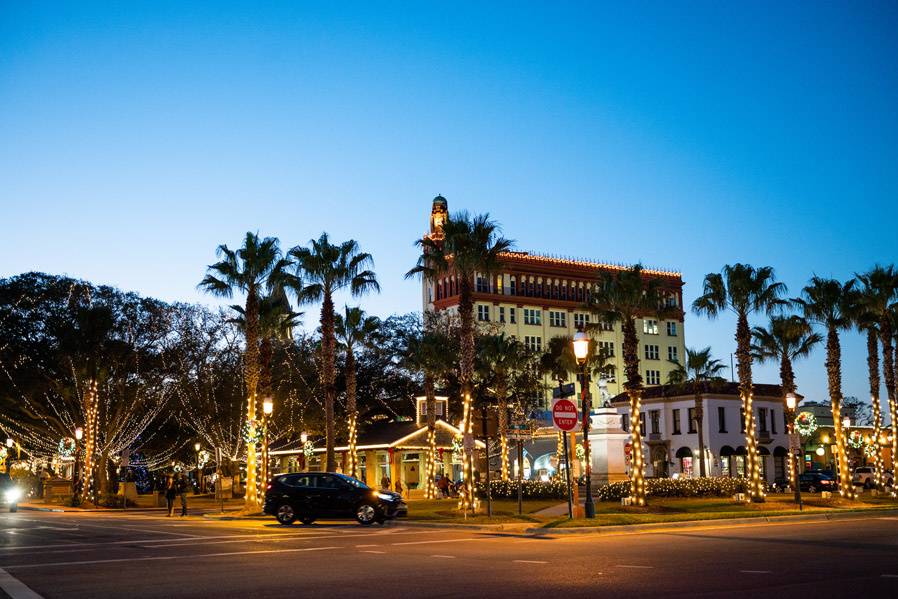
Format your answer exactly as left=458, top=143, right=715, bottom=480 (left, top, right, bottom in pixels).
left=430, top=194, right=448, bottom=239
left=422, top=195, right=449, bottom=312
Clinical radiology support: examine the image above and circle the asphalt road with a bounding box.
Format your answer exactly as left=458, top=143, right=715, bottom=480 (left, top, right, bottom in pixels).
left=1, top=508, right=897, bottom=598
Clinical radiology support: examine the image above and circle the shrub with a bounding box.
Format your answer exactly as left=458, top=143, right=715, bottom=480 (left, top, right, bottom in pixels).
left=595, top=477, right=751, bottom=502
left=475, top=478, right=568, bottom=500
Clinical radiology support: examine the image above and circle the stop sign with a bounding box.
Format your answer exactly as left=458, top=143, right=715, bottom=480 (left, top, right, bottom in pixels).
left=552, top=398, right=580, bottom=432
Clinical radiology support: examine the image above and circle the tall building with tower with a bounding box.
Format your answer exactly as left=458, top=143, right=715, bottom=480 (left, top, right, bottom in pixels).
left=421, top=194, right=688, bottom=408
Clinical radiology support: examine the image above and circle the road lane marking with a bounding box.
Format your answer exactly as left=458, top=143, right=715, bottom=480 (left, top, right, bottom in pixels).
left=0, top=567, right=44, bottom=599
left=391, top=538, right=493, bottom=546
left=740, top=570, right=772, bottom=574
left=355, top=544, right=380, bottom=547
left=514, top=560, right=548, bottom=564
left=615, top=565, right=653, bottom=569
left=431, top=555, right=455, bottom=558
left=1, top=546, right=341, bottom=570
left=361, top=550, right=385, bottom=554
left=882, top=574, right=898, bottom=578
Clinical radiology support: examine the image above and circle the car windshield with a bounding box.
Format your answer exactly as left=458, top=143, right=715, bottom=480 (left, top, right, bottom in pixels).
left=335, top=473, right=370, bottom=490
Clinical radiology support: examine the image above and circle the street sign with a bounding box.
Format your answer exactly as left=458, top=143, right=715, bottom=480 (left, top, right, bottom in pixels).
left=552, top=398, right=580, bottom=432
left=552, top=383, right=576, bottom=399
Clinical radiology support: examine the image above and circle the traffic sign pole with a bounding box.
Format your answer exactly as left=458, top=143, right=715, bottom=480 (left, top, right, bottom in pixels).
left=563, top=432, right=573, bottom=518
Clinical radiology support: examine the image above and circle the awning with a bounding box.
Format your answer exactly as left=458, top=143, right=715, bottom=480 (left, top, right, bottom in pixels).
left=675, top=447, right=693, bottom=458
left=758, top=446, right=770, bottom=456
left=773, top=446, right=788, bottom=457
left=735, top=446, right=747, bottom=456
left=719, top=445, right=735, bottom=457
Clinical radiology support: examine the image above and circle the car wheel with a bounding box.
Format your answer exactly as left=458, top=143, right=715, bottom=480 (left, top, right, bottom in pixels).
left=808, top=485, right=817, bottom=493
left=300, top=517, right=315, bottom=525
left=355, top=504, right=378, bottom=526
left=276, top=503, right=297, bottom=525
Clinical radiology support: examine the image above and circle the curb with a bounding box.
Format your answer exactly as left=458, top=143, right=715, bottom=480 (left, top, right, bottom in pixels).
left=525, top=507, right=898, bottom=535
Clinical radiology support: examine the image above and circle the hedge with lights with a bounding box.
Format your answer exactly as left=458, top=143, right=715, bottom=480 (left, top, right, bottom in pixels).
left=594, top=476, right=751, bottom=501
left=475, top=478, right=569, bottom=499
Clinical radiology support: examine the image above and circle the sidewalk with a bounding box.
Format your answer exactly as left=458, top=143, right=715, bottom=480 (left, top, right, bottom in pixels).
left=18, top=495, right=245, bottom=513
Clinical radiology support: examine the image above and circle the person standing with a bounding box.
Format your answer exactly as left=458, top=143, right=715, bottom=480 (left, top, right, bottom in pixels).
left=164, top=474, right=176, bottom=517
left=177, top=473, right=189, bottom=516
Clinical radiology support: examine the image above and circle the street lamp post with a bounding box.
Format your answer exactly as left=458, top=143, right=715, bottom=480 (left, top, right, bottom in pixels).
left=72, top=427, right=83, bottom=507
left=572, top=329, right=594, bottom=519
left=785, top=393, right=802, bottom=509
left=194, top=442, right=201, bottom=494
left=262, top=398, right=273, bottom=491
left=300, top=431, right=308, bottom=471
left=4, top=437, right=12, bottom=472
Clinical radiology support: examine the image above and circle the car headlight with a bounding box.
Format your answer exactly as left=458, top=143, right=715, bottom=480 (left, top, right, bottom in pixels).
left=4, top=488, right=22, bottom=503
left=376, top=492, right=395, bottom=501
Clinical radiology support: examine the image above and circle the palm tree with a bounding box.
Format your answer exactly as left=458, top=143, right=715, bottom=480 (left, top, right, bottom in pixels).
left=855, top=265, right=898, bottom=490
left=406, top=211, right=513, bottom=511
left=230, top=288, right=302, bottom=488
left=477, top=333, right=531, bottom=481
left=403, top=329, right=455, bottom=498
left=751, top=315, right=820, bottom=497
left=667, top=347, right=729, bottom=477
left=795, top=277, right=858, bottom=500
left=290, top=234, right=380, bottom=472
left=199, top=232, right=292, bottom=509
left=693, top=264, right=786, bottom=503
left=588, top=264, right=676, bottom=506
left=335, top=306, right=381, bottom=479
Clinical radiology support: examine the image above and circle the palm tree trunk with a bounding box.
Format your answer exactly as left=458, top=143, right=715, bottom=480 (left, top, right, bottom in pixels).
left=735, top=312, right=765, bottom=502
left=458, top=276, right=476, bottom=511
left=346, top=345, right=358, bottom=478
left=826, top=326, right=855, bottom=499
left=881, top=319, right=898, bottom=491
left=424, top=374, right=438, bottom=499
left=622, top=317, right=647, bottom=506
left=320, top=290, right=337, bottom=473
left=865, top=329, right=886, bottom=491
left=779, top=352, right=798, bottom=495
left=693, top=380, right=706, bottom=477
left=243, top=289, right=261, bottom=509
left=497, top=378, right=509, bottom=481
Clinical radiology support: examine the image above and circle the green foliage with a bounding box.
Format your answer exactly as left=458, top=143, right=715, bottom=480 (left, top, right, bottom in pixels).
left=475, top=478, right=569, bottom=500
left=595, top=477, right=751, bottom=501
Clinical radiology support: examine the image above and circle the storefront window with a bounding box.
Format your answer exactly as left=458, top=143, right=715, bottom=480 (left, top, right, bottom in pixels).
left=721, top=456, right=730, bottom=477
left=680, top=456, right=693, bottom=477
left=736, top=456, right=746, bottom=478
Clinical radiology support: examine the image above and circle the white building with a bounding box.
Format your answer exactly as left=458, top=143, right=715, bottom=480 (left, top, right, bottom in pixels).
left=610, top=382, right=792, bottom=484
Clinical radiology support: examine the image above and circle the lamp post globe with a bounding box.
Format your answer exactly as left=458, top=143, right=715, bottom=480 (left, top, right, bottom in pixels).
left=75, top=427, right=83, bottom=441
left=5, top=438, right=12, bottom=449
left=785, top=393, right=797, bottom=412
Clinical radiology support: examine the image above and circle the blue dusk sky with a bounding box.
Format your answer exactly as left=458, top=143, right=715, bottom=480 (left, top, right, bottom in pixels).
left=2, top=2, right=897, bottom=412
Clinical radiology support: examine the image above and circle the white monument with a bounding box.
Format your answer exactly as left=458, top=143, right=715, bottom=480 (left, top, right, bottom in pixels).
left=588, top=400, right=630, bottom=485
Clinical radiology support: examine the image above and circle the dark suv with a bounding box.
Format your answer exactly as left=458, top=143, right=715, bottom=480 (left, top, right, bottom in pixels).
left=264, top=472, right=407, bottom=526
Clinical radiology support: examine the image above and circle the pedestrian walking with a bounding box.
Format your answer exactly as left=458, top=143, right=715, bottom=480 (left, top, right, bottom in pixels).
left=164, top=474, right=176, bottom=517
left=177, top=472, right=189, bottom=516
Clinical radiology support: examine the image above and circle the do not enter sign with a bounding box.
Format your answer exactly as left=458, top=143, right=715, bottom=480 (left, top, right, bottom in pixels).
left=552, top=398, right=580, bottom=432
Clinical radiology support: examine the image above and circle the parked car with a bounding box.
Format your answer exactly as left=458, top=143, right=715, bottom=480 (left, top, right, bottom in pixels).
left=0, top=473, right=22, bottom=512
left=798, top=472, right=837, bottom=493
left=852, top=467, right=895, bottom=489
left=264, top=472, right=407, bottom=526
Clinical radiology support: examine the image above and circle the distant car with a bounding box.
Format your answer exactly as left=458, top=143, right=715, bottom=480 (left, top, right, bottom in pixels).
left=0, top=473, right=22, bottom=512
left=264, top=472, right=407, bottom=526
left=852, top=467, right=895, bottom=489
left=798, top=472, right=837, bottom=493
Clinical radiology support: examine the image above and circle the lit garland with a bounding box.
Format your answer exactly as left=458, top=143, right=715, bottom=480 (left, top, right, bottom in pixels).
left=575, top=442, right=586, bottom=463
left=457, top=391, right=475, bottom=513
left=847, top=430, right=865, bottom=450
left=795, top=412, right=818, bottom=437
left=80, top=379, right=99, bottom=505
left=627, top=390, right=647, bottom=506
left=347, top=411, right=358, bottom=478
left=424, top=428, right=438, bottom=499
left=57, top=437, right=76, bottom=458
left=499, top=431, right=510, bottom=482
left=742, top=391, right=765, bottom=502
left=242, top=420, right=263, bottom=445
left=832, top=404, right=856, bottom=500
left=302, top=440, right=314, bottom=460
left=0, top=447, right=6, bottom=463
left=597, top=476, right=750, bottom=501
